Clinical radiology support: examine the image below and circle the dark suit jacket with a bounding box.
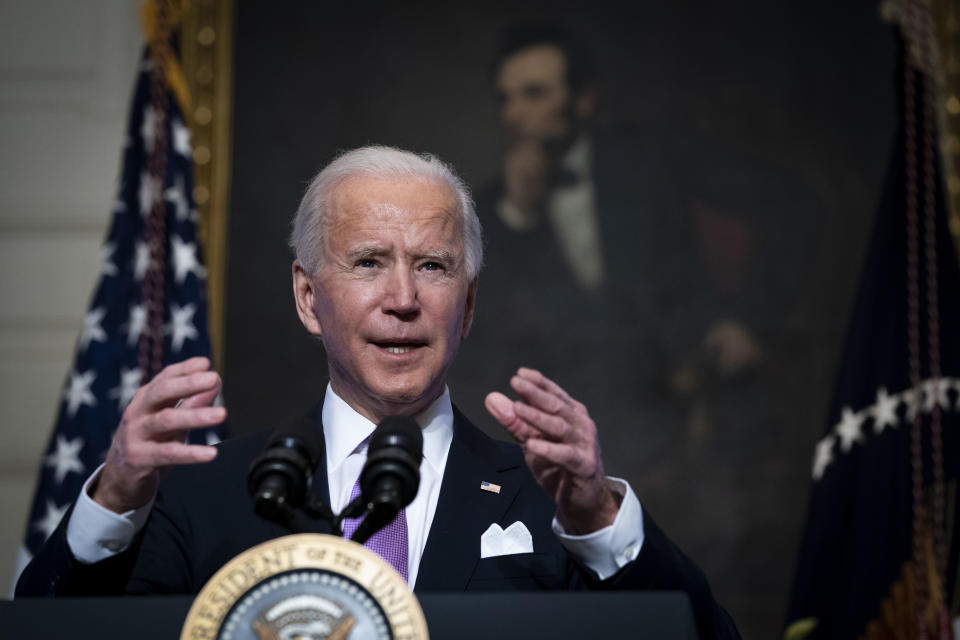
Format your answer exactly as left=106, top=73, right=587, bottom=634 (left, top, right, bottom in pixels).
left=17, top=402, right=739, bottom=640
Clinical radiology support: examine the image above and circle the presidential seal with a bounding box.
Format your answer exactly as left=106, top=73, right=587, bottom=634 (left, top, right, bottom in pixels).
left=180, top=534, right=428, bottom=640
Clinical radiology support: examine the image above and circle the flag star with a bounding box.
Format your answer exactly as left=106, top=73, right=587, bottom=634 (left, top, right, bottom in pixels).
left=812, top=435, right=835, bottom=481
left=63, top=370, right=97, bottom=417
left=126, top=304, right=146, bottom=346
left=902, top=389, right=920, bottom=422
left=165, top=174, right=189, bottom=221
left=167, top=303, right=199, bottom=352
left=171, top=235, right=206, bottom=284
left=109, top=367, right=142, bottom=409
left=172, top=117, right=191, bottom=157
left=134, top=241, right=151, bottom=281
left=99, top=243, right=118, bottom=277
left=921, top=378, right=952, bottom=412
left=141, top=105, right=157, bottom=154
left=834, top=407, right=865, bottom=452
left=33, top=500, right=68, bottom=541
left=78, top=307, right=108, bottom=351
left=44, top=435, right=85, bottom=484
left=139, top=171, right=161, bottom=217
left=871, top=387, right=900, bottom=434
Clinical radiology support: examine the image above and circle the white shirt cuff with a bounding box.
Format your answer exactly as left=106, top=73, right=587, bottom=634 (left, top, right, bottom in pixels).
left=65, top=464, right=154, bottom=564
left=551, top=477, right=644, bottom=581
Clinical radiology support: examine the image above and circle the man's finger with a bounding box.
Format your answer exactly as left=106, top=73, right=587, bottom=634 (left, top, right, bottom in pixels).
left=141, top=406, right=226, bottom=439
left=513, top=401, right=570, bottom=441
left=141, top=370, right=221, bottom=411
left=179, top=380, right=222, bottom=409
left=484, top=392, right=516, bottom=425
left=147, top=441, right=218, bottom=467
left=503, top=418, right=541, bottom=443
left=516, top=367, right=575, bottom=404
left=126, top=358, right=214, bottom=413
left=484, top=393, right=540, bottom=442
left=510, top=375, right=571, bottom=416
left=524, top=438, right=589, bottom=476
left=153, top=356, right=212, bottom=380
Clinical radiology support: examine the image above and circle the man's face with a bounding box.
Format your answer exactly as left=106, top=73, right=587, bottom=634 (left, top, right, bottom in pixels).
left=293, top=175, right=477, bottom=422
left=496, top=44, right=575, bottom=143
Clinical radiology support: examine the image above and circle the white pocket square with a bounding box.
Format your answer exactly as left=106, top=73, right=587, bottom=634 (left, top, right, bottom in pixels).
left=480, top=521, right=534, bottom=558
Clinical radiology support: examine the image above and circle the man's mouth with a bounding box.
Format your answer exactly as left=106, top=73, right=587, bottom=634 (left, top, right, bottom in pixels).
left=374, top=342, right=425, bottom=355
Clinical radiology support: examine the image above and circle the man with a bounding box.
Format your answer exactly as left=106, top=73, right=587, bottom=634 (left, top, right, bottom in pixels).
left=476, top=23, right=777, bottom=388
left=18, top=146, right=738, bottom=639
left=491, top=23, right=604, bottom=291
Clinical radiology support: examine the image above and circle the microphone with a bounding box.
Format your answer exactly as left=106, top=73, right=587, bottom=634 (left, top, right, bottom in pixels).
left=247, top=422, right=323, bottom=524
left=347, top=415, right=423, bottom=545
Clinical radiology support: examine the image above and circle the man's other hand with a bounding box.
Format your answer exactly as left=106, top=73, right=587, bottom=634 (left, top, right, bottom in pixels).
left=703, top=319, right=764, bottom=377
left=501, top=139, right=547, bottom=228
left=93, top=357, right=225, bottom=514
left=485, top=367, right=619, bottom=534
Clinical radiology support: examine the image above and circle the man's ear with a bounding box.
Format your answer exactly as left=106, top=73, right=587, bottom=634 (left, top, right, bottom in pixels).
left=574, top=87, right=596, bottom=120
left=460, top=277, right=479, bottom=340
left=292, top=259, right=323, bottom=336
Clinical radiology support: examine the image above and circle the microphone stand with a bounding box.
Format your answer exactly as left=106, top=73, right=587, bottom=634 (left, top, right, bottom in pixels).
left=255, top=493, right=338, bottom=535
left=340, top=481, right=405, bottom=544
left=333, top=495, right=367, bottom=538
left=257, top=491, right=379, bottom=540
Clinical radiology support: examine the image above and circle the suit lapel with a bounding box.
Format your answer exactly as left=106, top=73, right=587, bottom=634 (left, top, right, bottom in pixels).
left=414, top=409, right=525, bottom=591
left=306, top=401, right=334, bottom=535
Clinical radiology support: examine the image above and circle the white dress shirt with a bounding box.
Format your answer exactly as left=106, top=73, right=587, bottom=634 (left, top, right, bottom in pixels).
left=323, top=383, right=452, bottom=587
left=67, top=384, right=644, bottom=586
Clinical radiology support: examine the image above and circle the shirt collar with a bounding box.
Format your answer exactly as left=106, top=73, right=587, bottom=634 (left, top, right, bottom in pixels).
left=561, top=134, right=592, bottom=180
left=322, top=383, right=454, bottom=476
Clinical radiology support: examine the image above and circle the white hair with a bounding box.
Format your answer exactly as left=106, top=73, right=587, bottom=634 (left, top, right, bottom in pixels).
left=290, top=145, right=483, bottom=279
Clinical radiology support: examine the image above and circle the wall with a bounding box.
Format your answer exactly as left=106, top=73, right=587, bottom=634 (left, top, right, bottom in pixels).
left=0, top=0, right=141, bottom=591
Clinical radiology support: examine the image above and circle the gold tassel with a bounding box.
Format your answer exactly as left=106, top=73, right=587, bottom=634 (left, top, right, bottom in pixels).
left=140, top=0, right=192, bottom=115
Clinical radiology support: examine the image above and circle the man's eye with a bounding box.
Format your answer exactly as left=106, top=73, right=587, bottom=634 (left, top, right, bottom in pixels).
left=357, top=259, right=377, bottom=268
left=522, top=84, right=547, bottom=100
left=422, top=262, right=443, bottom=272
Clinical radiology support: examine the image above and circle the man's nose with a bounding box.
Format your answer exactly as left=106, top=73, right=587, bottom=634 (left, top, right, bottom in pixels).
left=502, top=97, right=523, bottom=128
left=382, top=267, right=420, bottom=318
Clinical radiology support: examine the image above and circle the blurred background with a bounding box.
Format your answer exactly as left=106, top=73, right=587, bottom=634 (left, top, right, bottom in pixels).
left=1, top=1, right=956, bottom=638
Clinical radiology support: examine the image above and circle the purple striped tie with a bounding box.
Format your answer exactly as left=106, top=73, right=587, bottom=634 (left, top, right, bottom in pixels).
left=342, top=476, right=409, bottom=582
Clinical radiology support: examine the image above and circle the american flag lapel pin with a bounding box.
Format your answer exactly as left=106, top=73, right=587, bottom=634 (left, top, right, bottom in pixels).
left=480, top=481, right=501, bottom=494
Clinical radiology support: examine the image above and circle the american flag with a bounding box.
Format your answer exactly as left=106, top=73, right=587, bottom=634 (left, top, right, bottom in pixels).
left=785, top=33, right=960, bottom=639
left=480, top=481, right=501, bottom=494
left=15, top=48, right=221, bottom=576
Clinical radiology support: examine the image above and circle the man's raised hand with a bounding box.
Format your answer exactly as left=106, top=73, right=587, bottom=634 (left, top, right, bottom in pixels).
left=93, top=357, right=225, bottom=514
left=484, top=367, right=619, bottom=534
